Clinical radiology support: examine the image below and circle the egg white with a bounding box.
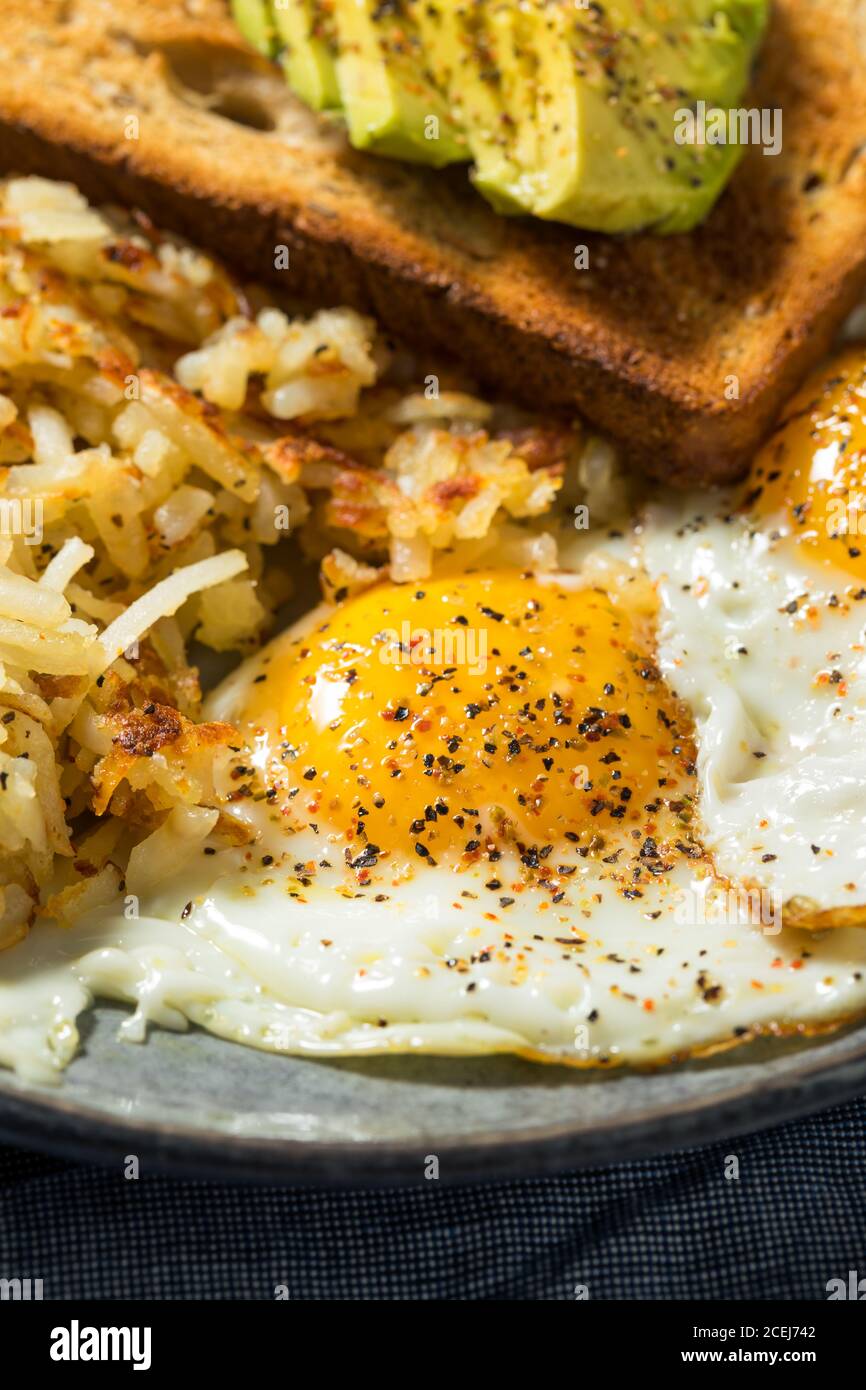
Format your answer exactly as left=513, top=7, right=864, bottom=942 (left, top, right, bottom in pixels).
left=638, top=495, right=866, bottom=917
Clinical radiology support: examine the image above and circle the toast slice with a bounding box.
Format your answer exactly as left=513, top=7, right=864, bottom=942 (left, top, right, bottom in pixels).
left=0, top=0, right=864, bottom=483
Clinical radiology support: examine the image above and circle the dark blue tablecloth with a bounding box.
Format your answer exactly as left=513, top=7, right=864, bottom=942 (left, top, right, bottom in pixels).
left=1, top=1098, right=864, bottom=1300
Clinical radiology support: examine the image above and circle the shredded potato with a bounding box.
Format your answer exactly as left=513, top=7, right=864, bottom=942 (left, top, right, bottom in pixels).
left=0, top=176, right=598, bottom=941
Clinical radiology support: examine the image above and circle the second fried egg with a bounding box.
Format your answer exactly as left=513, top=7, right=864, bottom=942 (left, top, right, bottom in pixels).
left=640, top=346, right=866, bottom=927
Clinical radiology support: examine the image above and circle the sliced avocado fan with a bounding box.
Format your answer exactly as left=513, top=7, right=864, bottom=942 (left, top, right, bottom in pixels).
left=232, top=0, right=769, bottom=234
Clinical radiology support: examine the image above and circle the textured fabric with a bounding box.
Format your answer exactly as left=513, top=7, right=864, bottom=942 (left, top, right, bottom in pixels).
left=1, top=1099, right=864, bottom=1300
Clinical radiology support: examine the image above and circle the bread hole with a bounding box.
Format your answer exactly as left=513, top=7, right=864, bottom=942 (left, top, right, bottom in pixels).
left=150, top=40, right=279, bottom=132
left=156, top=41, right=260, bottom=96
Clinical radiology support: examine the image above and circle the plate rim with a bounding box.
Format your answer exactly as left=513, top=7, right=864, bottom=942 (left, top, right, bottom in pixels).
left=2, top=1032, right=866, bottom=1184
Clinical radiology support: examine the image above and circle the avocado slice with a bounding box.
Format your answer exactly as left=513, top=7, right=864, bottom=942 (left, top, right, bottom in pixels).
left=526, top=0, right=769, bottom=235
left=482, top=0, right=542, bottom=213
left=231, top=0, right=278, bottom=57
left=409, top=0, right=527, bottom=212
left=331, top=0, right=468, bottom=166
left=271, top=0, right=342, bottom=111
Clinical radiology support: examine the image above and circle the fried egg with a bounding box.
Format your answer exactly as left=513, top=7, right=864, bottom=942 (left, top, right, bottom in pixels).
left=5, top=353, right=866, bottom=1083
left=639, top=346, right=866, bottom=928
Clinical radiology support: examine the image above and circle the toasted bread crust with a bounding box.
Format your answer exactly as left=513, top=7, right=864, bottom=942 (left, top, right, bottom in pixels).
left=1, top=0, right=865, bottom=482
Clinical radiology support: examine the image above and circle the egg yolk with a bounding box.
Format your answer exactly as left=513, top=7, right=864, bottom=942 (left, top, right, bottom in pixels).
left=742, top=345, right=866, bottom=580
left=238, top=573, right=697, bottom=868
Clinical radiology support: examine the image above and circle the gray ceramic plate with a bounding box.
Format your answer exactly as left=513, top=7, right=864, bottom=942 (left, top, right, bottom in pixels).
left=1, top=1005, right=865, bottom=1183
